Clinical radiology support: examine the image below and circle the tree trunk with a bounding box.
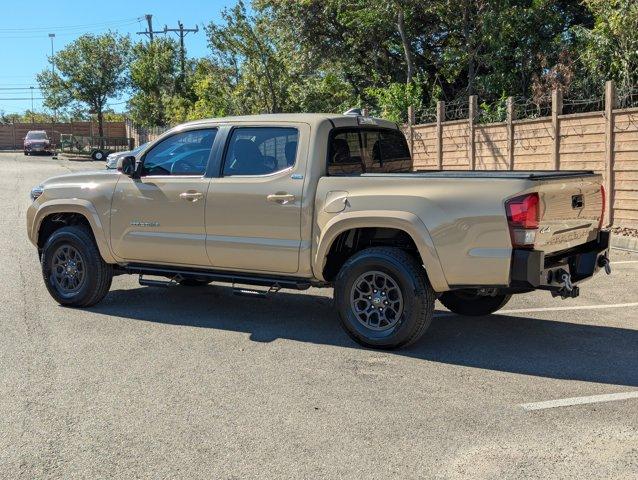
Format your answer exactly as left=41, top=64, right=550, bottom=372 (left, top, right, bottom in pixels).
left=97, top=105, right=105, bottom=149
left=397, top=8, right=414, bottom=84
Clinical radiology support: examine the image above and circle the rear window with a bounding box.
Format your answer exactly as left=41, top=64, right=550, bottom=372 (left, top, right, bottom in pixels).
left=328, top=128, right=411, bottom=175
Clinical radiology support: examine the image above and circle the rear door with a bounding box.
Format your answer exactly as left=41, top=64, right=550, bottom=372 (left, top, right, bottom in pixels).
left=205, top=124, right=308, bottom=273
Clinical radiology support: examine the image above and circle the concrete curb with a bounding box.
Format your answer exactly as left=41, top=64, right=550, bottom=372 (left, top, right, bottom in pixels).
left=611, top=234, right=638, bottom=252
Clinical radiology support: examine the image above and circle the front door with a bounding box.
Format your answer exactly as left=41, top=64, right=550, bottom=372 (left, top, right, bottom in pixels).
left=110, top=128, right=217, bottom=266
left=205, top=125, right=307, bottom=274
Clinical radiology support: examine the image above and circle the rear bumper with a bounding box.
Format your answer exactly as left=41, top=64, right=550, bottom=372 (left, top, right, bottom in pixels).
left=510, top=231, right=610, bottom=295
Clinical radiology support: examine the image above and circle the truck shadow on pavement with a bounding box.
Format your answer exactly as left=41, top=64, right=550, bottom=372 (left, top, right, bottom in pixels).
left=90, top=284, right=638, bottom=387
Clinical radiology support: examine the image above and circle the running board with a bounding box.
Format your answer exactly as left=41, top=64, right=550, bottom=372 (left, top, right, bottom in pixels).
left=125, top=264, right=311, bottom=291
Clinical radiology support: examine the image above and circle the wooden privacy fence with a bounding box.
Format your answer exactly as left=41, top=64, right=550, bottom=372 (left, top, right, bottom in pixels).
left=0, top=122, right=127, bottom=150
left=0, top=121, right=127, bottom=150
left=405, top=81, right=638, bottom=228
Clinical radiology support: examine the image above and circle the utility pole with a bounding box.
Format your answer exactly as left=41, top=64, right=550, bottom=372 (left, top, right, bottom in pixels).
left=163, top=21, right=199, bottom=77
left=136, top=14, right=163, bottom=43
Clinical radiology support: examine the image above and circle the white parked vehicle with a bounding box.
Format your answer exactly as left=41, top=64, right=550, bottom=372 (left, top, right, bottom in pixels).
left=105, top=142, right=148, bottom=169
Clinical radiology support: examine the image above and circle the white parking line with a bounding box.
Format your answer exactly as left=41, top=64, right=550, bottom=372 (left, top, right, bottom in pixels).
left=434, top=301, right=638, bottom=317
left=520, top=391, right=638, bottom=411
left=498, top=302, right=638, bottom=314
left=612, top=260, right=638, bottom=264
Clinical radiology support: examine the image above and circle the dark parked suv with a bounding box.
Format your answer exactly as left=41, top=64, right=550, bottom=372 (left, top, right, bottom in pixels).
left=24, top=130, right=52, bottom=155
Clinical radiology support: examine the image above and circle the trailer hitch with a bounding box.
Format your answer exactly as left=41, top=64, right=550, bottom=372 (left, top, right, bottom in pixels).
left=551, top=269, right=580, bottom=299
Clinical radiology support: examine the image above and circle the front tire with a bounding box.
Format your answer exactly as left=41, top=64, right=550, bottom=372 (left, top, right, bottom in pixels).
left=334, top=247, right=435, bottom=349
left=439, top=290, right=511, bottom=316
left=41, top=225, right=113, bottom=307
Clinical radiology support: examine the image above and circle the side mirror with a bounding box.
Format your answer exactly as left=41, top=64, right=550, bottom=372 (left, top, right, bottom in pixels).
left=119, top=155, right=138, bottom=177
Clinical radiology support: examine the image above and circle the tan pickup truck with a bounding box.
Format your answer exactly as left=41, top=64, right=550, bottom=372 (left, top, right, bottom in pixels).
left=27, top=113, right=611, bottom=348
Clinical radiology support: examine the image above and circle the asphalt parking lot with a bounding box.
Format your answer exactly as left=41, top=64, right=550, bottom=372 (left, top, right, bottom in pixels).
left=1, top=150, right=636, bottom=479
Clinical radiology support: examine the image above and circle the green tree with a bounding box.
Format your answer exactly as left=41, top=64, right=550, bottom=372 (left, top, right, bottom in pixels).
left=206, top=0, right=290, bottom=114
left=129, top=37, right=180, bottom=126
left=37, top=32, right=131, bottom=137
left=575, top=0, right=638, bottom=92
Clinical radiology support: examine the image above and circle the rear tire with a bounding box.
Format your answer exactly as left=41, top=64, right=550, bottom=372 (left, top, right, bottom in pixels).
left=334, top=247, right=435, bottom=349
left=41, top=225, right=113, bottom=307
left=439, top=290, right=511, bottom=316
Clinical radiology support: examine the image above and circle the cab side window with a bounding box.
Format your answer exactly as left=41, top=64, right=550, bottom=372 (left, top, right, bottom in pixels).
left=328, top=128, right=412, bottom=175
left=222, top=127, right=299, bottom=176
left=142, top=129, right=217, bottom=176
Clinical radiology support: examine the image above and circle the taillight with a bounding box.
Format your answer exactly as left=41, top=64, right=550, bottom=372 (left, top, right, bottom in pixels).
left=505, top=193, right=540, bottom=248
left=599, top=185, right=606, bottom=229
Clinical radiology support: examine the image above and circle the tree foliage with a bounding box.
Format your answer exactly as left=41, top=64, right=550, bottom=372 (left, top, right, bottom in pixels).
left=31, top=1, right=638, bottom=127
left=37, top=32, right=131, bottom=136
left=128, top=37, right=180, bottom=126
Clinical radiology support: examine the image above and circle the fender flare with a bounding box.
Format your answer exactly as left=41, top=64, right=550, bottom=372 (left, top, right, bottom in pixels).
left=29, top=199, right=116, bottom=264
left=313, top=210, right=449, bottom=292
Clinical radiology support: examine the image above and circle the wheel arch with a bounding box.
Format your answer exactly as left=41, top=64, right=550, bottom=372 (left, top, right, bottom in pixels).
left=313, top=211, right=448, bottom=292
left=30, top=199, right=115, bottom=263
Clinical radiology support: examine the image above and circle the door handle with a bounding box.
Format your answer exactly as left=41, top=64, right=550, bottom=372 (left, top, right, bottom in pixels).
left=267, top=193, right=296, bottom=205
left=179, top=191, right=204, bottom=202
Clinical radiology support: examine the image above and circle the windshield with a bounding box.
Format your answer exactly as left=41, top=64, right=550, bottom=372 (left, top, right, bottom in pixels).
left=26, top=132, right=47, bottom=140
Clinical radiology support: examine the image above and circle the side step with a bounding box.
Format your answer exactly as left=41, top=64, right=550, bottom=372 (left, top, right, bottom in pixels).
left=138, top=275, right=181, bottom=288
left=127, top=264, right=311, bottom=291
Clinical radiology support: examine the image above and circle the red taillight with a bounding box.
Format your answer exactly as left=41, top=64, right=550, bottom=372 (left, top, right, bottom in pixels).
left=505, top=193, right=540, bottom=247
left=506, top=193, right=539, bottom=229
left=599, top=185, right=606, bottom=229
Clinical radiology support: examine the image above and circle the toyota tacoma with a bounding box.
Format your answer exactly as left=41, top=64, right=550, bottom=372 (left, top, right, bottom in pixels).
left=27, top=113, right=611, bottom=349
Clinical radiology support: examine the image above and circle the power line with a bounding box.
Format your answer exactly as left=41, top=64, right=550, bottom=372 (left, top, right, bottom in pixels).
left=0, top=17, right=143, bottom=33
left=0, top=20, right=142, bottom=39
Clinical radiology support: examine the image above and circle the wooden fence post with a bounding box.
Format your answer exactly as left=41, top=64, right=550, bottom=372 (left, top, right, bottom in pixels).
left=407, top=105, right=415, bottom=156
left=436, top=101, right=444, bottom=170
left=507, top=97, right=515, bottom=170
left=468, top=95, right=478, bottom=170
left=551, top=88, right=563, bottom=170
left=604, top=80, right=616, bottom=227
left=11, top=122, right=16, bottom=150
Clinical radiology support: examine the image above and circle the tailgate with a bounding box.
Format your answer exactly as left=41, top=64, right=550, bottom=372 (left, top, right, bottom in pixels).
left=531, top=174, right=604, bottom=254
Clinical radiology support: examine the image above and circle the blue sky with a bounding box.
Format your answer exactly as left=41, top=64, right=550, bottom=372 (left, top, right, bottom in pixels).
left=0, top=0, right=233, bottom=115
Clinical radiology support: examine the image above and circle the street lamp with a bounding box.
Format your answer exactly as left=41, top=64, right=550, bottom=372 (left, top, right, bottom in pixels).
left=48, top=33, right=55, bottom=74
left=30, top=86, right=34, bottom=122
